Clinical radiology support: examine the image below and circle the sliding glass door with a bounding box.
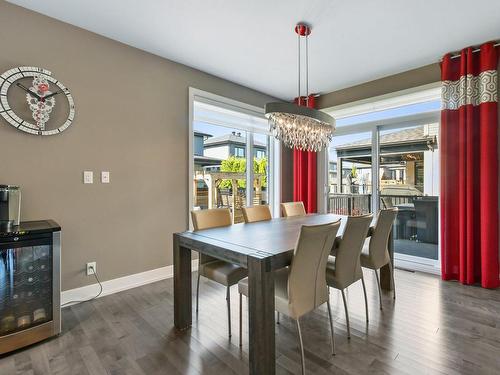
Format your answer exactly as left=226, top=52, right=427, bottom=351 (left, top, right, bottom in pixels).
left=378, top=124, right=439, bottom=266
left=323, top=95, right=441, bottom=272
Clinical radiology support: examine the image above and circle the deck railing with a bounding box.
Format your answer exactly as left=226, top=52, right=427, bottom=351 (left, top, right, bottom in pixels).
left=328, top=193, right=424, bottom=215
left=328, top=194, right=372, bottom=216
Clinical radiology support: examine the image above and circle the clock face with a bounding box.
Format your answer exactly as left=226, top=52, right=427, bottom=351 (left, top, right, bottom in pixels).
left=0, top=66, right=75, bottom=135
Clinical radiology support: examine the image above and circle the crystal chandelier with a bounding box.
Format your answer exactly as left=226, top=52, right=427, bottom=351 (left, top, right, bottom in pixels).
left=265, top=23, right=335, bottom=152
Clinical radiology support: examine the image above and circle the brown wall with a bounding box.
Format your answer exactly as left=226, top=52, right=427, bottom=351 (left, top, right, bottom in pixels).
left=0, top=2, right=275, bottom=291
left=317, top=63, right=440, bottom=109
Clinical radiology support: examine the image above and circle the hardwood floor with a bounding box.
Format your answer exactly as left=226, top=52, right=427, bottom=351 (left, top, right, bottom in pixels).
left=1, top=269, right=499, bottom=374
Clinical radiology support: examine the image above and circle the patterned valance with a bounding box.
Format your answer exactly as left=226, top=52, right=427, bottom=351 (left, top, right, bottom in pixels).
left=442, top=69, right=498, bottom=110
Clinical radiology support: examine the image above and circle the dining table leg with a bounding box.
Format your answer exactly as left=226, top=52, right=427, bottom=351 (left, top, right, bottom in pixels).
left=248, top=256, right=275, bottom=375
left=173, top=234, right=192, bottom=330
left=380, top=227, right=395, bottom=291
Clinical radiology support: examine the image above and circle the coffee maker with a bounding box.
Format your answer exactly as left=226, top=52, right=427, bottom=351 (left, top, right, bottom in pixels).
left=0, top=185, right=21, bottom=232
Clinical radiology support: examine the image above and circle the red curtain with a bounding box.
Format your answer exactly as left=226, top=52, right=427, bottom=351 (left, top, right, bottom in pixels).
left=440, top=42, right=500, bottom=288
left=293, top=95, right=317, bottom=213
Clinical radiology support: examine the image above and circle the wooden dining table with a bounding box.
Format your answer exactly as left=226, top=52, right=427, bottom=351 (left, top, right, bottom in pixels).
left=173, top=213, right=394, bottom=375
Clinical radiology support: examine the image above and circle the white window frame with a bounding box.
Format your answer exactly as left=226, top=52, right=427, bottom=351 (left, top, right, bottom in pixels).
left=323, top=82, right=441, bottom=119
left=320, top=83, right=442, bottom=274
left=188, top=88, right=281, bottom=227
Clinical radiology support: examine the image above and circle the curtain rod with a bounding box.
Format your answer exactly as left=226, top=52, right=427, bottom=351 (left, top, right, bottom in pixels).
left=447, top=40, right=500, bottom=60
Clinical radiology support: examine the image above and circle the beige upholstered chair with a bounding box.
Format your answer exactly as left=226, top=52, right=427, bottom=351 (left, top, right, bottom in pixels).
left=241, top=205, right=272, bottom=223
left=326, top=214, right=373, bottom=339
left=191, top=208, right=248, bottom=338
left=281, top=201, right=306, bottom=217
left=238, top=220, right=341, bottom=374
left=191, top=208, right=232, bottom=231
left=360, top=208, right=398, bottom=309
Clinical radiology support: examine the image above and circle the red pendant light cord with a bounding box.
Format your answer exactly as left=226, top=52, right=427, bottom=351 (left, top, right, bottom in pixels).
left=293, top=23, right=317, bottom=213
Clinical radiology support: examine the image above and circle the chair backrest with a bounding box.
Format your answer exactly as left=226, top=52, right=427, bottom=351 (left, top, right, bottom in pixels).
left=281, top=201, right=306, bottom=217
left=288, top=220, right=341, bottom=317
left=368, top=208, right=398, bottom=266
left=242, top=205, right=272, bottom=223
left=381, top=196, right=394, bottom=209
left=191, top=208, right=232, bottom=231
left=191, top=208, right=232, bottom=265
left=334, top=214, right=373, bottom=286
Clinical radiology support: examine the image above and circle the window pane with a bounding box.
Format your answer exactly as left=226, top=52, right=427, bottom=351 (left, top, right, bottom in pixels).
left=378, top=124, right=439, bottom=260
left=336, top=100, right=440, bottom=128
left=234, top=147, right=245, bottom=158
left=328, top=132, right=373, bottom=215
left=253, top=133, right=269, bottom=205
left=193, top=123, right=247, bottom=223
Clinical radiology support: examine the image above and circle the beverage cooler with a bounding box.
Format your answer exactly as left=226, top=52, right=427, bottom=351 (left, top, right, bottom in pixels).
left=0, top=220, right=61, bottom=354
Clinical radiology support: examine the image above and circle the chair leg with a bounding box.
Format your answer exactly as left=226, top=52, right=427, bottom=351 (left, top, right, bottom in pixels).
left=196, top=274, right=201, bottom=313
left=226, top=286, right=232, bottom=337
left=296, top=319, right=306, bottom=375
left=388, top=260, right=396, bottom=300
left=326, top=300, right=336, bottom=356
left=341, top=289, right=351, bottom=339
left=361, top=275, right=369, bottom=323
left=277, top=312, right=280, bottom=324
left=374, top=269, right=383, bottom=310
left=239, top=293, right=242, bottom=347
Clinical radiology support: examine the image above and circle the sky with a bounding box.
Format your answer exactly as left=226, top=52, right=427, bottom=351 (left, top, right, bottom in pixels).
left=336, top=101, right=440, bottom=127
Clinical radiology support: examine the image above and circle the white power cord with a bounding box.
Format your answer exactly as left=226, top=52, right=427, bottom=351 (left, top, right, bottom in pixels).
left=61, top=265, right=103, bottom=307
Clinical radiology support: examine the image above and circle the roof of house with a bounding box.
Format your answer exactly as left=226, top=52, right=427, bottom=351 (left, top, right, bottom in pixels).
left=194, top=131, right=212, bottom=138
left=334, top=126, right=436, bottom=150
left=194, top=155, right=223, bottom=166
left=204, top=133, right=266, bottom=148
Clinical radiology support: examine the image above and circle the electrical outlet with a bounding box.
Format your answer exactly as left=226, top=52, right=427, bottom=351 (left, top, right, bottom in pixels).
left=101, top=171, right=110, bottom=183
left=86, top=262, right=97, bottom=276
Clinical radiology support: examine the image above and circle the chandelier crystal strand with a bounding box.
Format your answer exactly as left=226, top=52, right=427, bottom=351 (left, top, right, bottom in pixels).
left=265, top=23, right=335, bottom=152
left=268, top=112, right=333, bottom=152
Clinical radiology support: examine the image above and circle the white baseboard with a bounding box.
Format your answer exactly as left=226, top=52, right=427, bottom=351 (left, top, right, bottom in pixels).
left=61, top=259, right=199, bottom=307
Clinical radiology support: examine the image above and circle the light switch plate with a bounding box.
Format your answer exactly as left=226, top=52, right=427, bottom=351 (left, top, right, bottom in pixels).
left=83, top=171, right=93, bottom=184
left=101, top=171, right=110, bottom=183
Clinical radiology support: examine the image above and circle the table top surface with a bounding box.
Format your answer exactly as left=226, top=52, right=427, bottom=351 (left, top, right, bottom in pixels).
left=176, top=214, right=376, bottom=265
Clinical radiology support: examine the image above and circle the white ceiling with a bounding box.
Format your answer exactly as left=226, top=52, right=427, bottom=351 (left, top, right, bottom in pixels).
left=7, top=0, right=500, bottom=100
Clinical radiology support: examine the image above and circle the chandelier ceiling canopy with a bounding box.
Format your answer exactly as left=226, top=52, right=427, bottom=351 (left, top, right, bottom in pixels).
left=265, top=23, right=335, bottom=152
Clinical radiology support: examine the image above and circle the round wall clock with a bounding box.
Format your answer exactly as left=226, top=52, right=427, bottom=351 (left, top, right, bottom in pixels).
left=0, top=66, right=75, bottom=135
